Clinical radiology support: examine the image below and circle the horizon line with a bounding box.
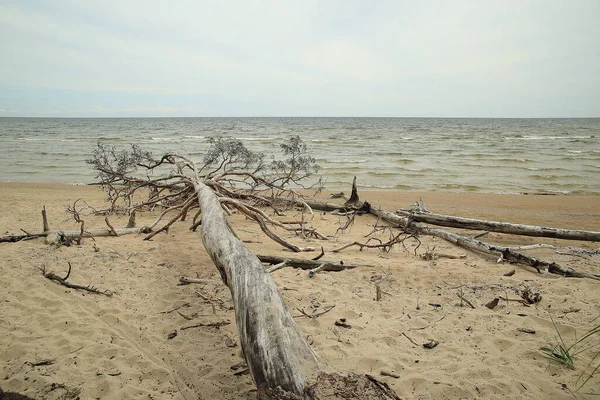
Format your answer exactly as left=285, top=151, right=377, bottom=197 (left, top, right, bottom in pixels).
left=1, top=115, right=599, bottom=119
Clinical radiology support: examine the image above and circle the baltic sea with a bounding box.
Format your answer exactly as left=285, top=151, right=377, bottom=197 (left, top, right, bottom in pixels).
left=1, top=117, right=599, bottom=194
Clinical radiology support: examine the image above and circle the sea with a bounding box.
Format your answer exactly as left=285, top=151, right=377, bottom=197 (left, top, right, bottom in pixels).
left=1, top=117, right=599, bottom=194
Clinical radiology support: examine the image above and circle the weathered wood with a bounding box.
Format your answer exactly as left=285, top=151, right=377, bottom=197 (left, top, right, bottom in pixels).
left=195, top=180, right=400, bottom=398
left=193, top=179, right=321, bottom=394
left=257, top=254, right=374, bottom=272
left=344, top=176, right=360, bottom=206
left=395, top=208, right=600, bottom=242
left=371, top=208, right=600, bottom=281
left=1, top=227, right=150, bottom=243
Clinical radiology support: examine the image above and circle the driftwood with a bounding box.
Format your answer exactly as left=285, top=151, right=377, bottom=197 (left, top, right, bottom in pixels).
left=371, top=208, right=600, bottom=281
left=257, top=254, right=374, bottom=272
left=395, top=207, right=600, bottom=242
left=40, top=263, right=113, bottom=296
left=193, top=178, right=321, bottom=393
left=1, top=227, right=150, bottom=243
left=194, top=177, right=399, bottom=398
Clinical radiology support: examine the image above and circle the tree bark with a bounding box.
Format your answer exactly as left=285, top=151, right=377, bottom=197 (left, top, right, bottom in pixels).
left=395, top=209, right=600, bottom=242
left=193, top=179, right=321, bottom=394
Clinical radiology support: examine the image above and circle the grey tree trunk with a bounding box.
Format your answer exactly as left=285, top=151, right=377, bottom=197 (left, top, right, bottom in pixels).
left=193, top=180, right=402, bottom=398
left=193, top=179, right=321, bottom=394
left=395, top=209, right=600, bottom=242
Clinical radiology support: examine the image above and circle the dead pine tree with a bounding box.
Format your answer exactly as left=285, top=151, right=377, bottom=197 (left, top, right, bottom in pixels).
left=84, top=138, right=400, bottom=399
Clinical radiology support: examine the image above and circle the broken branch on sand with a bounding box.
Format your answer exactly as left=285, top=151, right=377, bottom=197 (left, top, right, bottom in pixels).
left=40, top=262, right=112, bottom=296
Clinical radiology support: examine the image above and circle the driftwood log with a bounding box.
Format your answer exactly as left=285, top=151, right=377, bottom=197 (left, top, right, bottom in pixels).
left=280, top=179, right=600, bottom=281
left=370, top=209, right=600, bottom=281
left=395, top=207, right=600, bottom=242
left=0, top=227, right=150, bottom=243
left=194, top=178, right=399, bottom=398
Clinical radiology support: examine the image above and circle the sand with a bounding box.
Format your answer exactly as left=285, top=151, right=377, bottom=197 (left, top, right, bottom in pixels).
left=1, top=182, right=599, bottom=399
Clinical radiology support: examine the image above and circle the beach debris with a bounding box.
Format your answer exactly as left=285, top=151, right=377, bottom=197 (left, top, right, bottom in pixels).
left=159, top=302, right=191, bottom=314
left=520, top=287, right=542, bottom=304
left=401, top=332, right=419, bottom=347
left=295, top=305, right=336, bottom=319
left=517, top=328, right=536, bottom=334
left=234, top=368, right=250, bottom=376
left=456, top=287, right=476, bottom=309
left=40, top=262, right=113, bottom=297
left=485, top=298, right=500, bottom=310
left=380, top=370, right=400, bottom=379
left=167, top=330, right=178, bottom=339
left=394, top=204, right=600, bottom=242
left=369, top=206, right=600, bottom=281
left=178, top=276, right=214, bottom=285
left=25, top=358, right=56, bottom=367
left=423, top=340, right=439, bottom=349
left=504, top=269, right=516, bottom=277
left=180, top=320, right=230, bottom=330
left=334, top=318, right=352, bottom=329
left=225, top=337, right=237, bottom=348
left=257, top=254, right=374, bottom=275
left=230, top=361, right=247, bottom=371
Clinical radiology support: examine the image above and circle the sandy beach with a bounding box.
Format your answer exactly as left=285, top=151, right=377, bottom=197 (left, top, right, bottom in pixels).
left=1, top=182, right=599, bottom=399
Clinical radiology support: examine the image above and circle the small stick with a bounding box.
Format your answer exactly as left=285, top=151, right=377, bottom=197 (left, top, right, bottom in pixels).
left=177, top=311, right=193, bottom=320
left=104, top=216, right=119, bottom=237
left=401, top=332, right=419, bottom=346
left=376, top=284, right=382, bottom=301
left=42, top=205, right=50, bottom=232
left=26, top=359, right=56, bottom=367
left=308, top=263, right=326, bottom=278
left=312, top=246, right=325, bottom=261
left=294, top=305, right=336, bottom=319
left=180, top=321, right=230, bottom=330
left=159, top=303, right=191, bottom=314
left=178, top=276, right=214, bottom=285
left=473, top=231, right=489, bottom=239
left=266, top=261, right=287, bottom=273
left=380, top=370, right=400, bottom=379
left=41, top=263, right=112, bottom=296
left=456, top=292, right=476, bottom=309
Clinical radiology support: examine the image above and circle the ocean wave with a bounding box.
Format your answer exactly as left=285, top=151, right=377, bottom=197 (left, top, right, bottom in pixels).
left=184, top=135, right=205, bottom=140
left=321, top=159, right=369, bottom=164
left=235, top=136, right=278, bottom=141
left=434, top=183, right=480, bottom=191
left=518, top=135, right=595, bottom=140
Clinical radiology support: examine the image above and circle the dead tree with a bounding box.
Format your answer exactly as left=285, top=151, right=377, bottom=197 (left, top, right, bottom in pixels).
left=83, top=139, right=400, bottom=398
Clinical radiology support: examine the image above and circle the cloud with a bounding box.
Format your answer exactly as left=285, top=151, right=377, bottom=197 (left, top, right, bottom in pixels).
left=0, top=0, right=598, bottom=117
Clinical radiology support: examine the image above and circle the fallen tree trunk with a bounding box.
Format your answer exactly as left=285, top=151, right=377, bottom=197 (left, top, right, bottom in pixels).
left=395, top=209, right=600, bottom=242
left=194, top=179, right=399, bottom=398
left=194, top=179, right=321, bottom=394
left=0, top=227, right=150, bottom=243
left=371, top=208, right=600, bottom=281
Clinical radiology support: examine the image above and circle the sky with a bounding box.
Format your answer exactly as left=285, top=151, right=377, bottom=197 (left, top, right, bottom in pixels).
left=0, top=0, right=599, bottom=118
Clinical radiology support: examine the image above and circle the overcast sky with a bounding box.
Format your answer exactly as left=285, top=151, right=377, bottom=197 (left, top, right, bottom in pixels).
left=0, top=1, right=598, bottom=117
